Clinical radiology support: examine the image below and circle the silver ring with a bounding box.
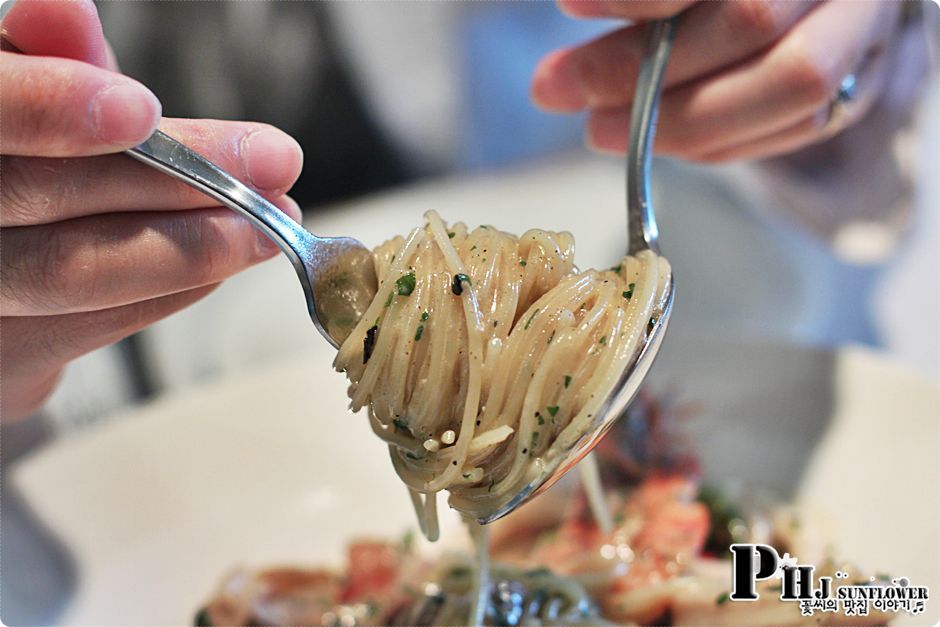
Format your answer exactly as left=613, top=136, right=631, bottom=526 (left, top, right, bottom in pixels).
left=824, top=73, right=858, bottom=135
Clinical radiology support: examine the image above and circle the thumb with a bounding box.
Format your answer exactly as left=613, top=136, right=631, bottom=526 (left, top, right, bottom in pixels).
left=1, top=0, right=111, bottom=68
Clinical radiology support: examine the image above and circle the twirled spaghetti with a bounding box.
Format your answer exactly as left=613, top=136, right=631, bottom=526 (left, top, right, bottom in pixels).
left=334, top=211, right=671, bottom=536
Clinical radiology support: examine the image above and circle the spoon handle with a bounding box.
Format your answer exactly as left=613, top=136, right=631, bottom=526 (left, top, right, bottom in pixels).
left=626, top=17, right=678, bottom=255
left=126, top=129, right=319, bottom=277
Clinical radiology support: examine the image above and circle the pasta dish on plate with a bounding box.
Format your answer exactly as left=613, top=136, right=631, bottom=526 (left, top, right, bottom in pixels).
left=196, top=395, right=891, bottom=626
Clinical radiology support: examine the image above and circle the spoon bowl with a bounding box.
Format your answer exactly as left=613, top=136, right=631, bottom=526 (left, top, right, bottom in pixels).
left=477, top=17, right=679, bottom=524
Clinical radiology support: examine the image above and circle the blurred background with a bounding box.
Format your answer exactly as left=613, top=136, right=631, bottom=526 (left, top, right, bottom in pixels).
left=2, top=1, right=938, bottom=624
left=24, top=0, right=935, bottom=432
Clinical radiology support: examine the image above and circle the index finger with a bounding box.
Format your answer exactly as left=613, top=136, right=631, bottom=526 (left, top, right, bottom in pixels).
left=557, top=0, right=696, bottom=20
left=1, top=118, right=304, bottom=227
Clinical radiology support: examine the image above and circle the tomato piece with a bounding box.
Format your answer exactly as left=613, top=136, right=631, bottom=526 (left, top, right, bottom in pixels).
left=340, top=541, right=400, bottom=603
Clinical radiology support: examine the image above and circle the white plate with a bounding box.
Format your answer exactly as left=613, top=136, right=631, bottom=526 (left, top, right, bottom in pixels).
left=8, top=337, right=939, bottom=625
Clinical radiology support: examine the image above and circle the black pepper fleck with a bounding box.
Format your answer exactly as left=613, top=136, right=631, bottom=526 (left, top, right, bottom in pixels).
left=363, top=325, right=378, bottom=364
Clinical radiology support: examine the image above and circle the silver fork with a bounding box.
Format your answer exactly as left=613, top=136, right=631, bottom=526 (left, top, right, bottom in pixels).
left=126, top=131, right=377, bottom=347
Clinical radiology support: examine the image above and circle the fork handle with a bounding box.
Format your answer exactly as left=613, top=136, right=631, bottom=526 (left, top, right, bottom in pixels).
left=126, top=129, right=319, bottom=279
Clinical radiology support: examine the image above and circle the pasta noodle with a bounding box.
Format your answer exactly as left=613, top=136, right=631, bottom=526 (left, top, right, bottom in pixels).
left=334, top=211, right=671, bottom=537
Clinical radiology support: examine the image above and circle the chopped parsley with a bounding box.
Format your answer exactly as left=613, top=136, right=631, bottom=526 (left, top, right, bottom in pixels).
left=599, top=335, right=607, bottom=345
left=414, top=325, right=425, bottom=341
left=715, top=592, right=730, bottom=606
left=519, top=259, right=527, bottom=267
left=524, top=308, right=540, bottom=330
left=449, top=566, right=471, bottom=578
left=536, top=414, right=545, bottom=426
left=611, top=263, right=623, bottom=273
left=623, top=283, right=635, bottom=299
left=447, top=231, right=456, bottom=239
left=395, top=272, right=416, bottom=296
left=547, top=405, right=559, bottom=417
left=384, top=291, right=394, bottom=307
left=194, top=608, right=212, bottom=627
left=421, top=311, right=430, bottom=321
left=527, top=567, right=552, bottom=577
left=393, top=418, right=410, bottom=433
left=329, top=272, right=350, bottom=289
left=331, top=315, right=356, bottom=329
left=564, top=375, right=572, bottom=388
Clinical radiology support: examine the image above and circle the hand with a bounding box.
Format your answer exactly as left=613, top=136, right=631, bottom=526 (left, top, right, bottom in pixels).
left=532, top=0, right=906, bottom=161
left=1, top=0, right=304, bottom=421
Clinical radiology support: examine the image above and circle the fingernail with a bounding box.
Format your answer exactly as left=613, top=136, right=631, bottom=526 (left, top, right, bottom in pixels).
left=532, top=51, right=587, bottom=112
left=241, top=128, right=303, bottom=192
left=92, top=82, right=161, bottom=143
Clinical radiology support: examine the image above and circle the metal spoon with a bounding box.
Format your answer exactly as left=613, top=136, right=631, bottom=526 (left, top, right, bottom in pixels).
left=478, top=17, right=678, bottom=524
left=126, top=130, right=377, bottom=347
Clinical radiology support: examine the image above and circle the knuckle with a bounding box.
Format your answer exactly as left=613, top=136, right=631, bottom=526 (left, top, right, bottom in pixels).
left=1, top=226, right=70, bottom=313
left=191, top=212, right=240, bottom=284
left=6, top=65, right=77, bottom=152
left=726, top=0, right=786, bottom=42
left=570, top=54, right=603, bottom=97
left=0, top=157, right=50, bottom=225
left=32, top=226, right=98, bottom=311
left=782, top=46, right=835, bottom=107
